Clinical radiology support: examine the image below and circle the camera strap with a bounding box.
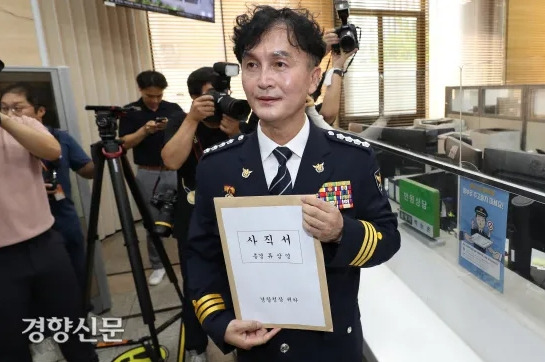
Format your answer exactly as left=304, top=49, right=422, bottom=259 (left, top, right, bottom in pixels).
left=150, top=165, right=167, bottom=196
left=343, top=50, right=357, bottom=74
left=192, top=135, right=204, bottom=161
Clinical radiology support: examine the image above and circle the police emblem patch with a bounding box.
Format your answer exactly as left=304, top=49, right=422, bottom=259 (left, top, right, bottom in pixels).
left=374, top=169, right=383, bottom=193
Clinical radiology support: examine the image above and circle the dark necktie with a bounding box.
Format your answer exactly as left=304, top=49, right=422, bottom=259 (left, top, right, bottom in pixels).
left=268, top=146, right=293, bottom=195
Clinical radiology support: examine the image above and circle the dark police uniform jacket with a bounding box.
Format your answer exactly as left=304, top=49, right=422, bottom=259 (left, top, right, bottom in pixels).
left=186, top=121, right=401, bottom=362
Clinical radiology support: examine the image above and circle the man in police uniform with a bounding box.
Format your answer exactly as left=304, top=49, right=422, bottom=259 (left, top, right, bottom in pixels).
left=471, top=206, right=491, bottom=239
left=186, top=6, right=401, bottom=361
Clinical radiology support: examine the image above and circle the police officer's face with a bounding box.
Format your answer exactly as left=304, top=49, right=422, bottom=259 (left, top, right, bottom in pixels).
left=476, top=215, right=486, bottom=229
left=241, top=25, right=320, bottom=127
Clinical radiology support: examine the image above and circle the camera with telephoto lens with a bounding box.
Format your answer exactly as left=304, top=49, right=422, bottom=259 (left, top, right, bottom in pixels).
left=332, top=0, right=359, bottom=54
left=150, top=189, right=178, bottom=237
left=204, top=62, right=251, bottom=124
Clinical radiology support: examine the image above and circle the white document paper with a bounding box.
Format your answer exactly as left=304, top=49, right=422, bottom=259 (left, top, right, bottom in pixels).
left=215, top=196, right=332, bottom=331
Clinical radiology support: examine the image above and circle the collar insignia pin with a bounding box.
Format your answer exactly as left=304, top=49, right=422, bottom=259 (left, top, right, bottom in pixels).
left=313, top=162, right=325, bottom=173
left=242, top=168, right=253, bottom=178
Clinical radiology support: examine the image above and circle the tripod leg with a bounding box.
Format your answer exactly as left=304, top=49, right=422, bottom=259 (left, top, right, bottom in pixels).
left=120, top=155, right=184, bottom=301
left=83, top=142, right=106, bottom=311
left=106, top=156, right=162, bottom=362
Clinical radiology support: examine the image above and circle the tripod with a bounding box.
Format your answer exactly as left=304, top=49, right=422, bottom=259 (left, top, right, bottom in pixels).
left=83, top=106, right=185, bottom=362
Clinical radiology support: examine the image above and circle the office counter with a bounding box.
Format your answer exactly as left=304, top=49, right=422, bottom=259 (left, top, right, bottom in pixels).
left=360, top=215, right=545, bottom=362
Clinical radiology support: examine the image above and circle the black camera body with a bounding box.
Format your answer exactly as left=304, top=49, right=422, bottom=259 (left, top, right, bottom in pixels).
left=204, top=62, right=251, bottom=124
left=332, top=0, right=359, bottom=54
left=150, top=189, right=178, bottom=237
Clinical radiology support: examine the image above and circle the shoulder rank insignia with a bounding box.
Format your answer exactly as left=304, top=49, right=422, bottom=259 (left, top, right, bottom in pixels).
left=325, top=130, right=371, bottom=150
left=202, top=134, right=246, bottom=158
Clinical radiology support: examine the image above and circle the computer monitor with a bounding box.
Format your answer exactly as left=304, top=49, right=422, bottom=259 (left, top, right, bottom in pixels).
left=380, top=127, right=429, bottom=153
left=379, top=126, right=455, bottom=154
left=444, top=136, right=483, bottom=171
left=355, top=125, right=453, bottom=176
left=482, top=148, right=545, bottom=190
left=482, top=148, right=545, bottom=282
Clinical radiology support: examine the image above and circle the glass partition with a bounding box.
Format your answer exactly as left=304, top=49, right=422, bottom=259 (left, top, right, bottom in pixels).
left=529, top=87, right=545, bottom=121
left=346, top=138, right=545, bottom=335
left=483, top=88, right=522, bottom=118
left=450, top=88, right=479, bottom=115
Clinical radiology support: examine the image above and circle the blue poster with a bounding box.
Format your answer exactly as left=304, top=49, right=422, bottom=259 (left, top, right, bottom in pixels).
left=458, top=177, right=509, bottom=292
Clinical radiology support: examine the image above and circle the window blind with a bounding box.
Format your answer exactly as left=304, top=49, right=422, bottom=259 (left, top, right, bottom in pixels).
left=148, top=1, right=333, bottom=111
left=338, top=0, right=428, bottom=129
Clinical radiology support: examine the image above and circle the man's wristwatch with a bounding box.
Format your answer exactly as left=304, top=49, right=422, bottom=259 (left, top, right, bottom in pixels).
left=332, top=68, right=344, bottom=78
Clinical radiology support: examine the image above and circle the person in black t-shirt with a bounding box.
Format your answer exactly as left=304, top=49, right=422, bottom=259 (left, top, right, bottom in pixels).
left=162, top=67, right=241, bottom=362
left=119, top=70, right=181, bottom=286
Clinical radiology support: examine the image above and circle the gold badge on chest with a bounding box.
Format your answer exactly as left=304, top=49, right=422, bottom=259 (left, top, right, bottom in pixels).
left=242, top=168, right=253, bottom=178
left=313, top=162, right=325, bottom=173
left=224, top=185, right=235, bottom=197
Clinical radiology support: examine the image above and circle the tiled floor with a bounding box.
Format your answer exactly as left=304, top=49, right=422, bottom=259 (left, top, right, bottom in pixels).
left=35, top=222, right=235, bottom=362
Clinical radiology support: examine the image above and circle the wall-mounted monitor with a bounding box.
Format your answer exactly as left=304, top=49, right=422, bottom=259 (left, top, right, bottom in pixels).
left=105, top=0, right=214, bottom=23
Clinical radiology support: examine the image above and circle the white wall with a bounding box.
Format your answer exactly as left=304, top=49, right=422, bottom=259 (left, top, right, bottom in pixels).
left=428, top=0, right=462, bottom=118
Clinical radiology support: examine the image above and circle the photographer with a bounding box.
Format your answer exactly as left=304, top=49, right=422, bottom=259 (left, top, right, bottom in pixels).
left=319, top=28, right=358, bottom=125
left=161, top=66, right=241, bottom=362
left=0, top=108, right=97, bottom=361
left=119, top=70, right=180, bottom=286
left=1, top=83, right=94, bottom=289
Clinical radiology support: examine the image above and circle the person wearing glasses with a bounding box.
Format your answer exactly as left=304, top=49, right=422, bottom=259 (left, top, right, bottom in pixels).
left=0, top=89, right=98, bottom=362
left=1, top=83, right=93, bottom=289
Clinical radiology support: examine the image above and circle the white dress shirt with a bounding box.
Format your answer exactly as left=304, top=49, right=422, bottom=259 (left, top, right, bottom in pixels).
left=257, top=116, right=310, bottom=188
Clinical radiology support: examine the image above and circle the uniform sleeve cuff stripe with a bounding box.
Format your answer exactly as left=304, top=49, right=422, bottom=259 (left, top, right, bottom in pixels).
left=357, top=221, right=375, bottom=264
left=355, top=221, right=375, bottom=266
left=357, top=221, right=378, bottom=266
left=350, top=220, right=370, bottom=265
left=195, top=298, right=224, bottom=319
left=194, top=294, right=222, bottom=311
left=198, top=303, right=226, bottom=325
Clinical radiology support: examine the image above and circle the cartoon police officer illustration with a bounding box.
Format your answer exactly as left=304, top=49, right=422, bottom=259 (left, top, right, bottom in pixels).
left=464, top=205, right=501, bottom=260
left=471, top=206, right=491, bottom=239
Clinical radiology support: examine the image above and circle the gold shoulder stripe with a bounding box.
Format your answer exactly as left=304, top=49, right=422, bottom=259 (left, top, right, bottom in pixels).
left=356, top=221, right=378, bottom=266
left=350, top=220, right=370, bottom=266
left=198, top=303, right=226, bottom=325
left=193, top=294, right=222, bottom=313
left=196, top=297, right=224, bottom=321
